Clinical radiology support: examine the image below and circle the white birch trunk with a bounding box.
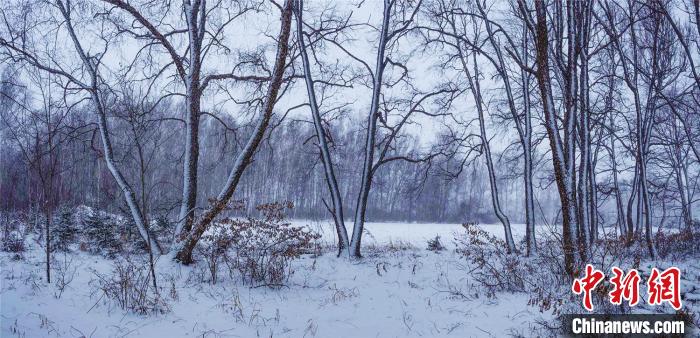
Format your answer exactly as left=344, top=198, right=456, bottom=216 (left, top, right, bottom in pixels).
left=294, top=0, right=350, bottom=256
left=57, top=0, right=161, bottom=254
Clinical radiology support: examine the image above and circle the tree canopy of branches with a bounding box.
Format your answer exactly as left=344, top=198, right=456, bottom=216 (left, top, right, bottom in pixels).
left=1, top=0, right=698, bottom=274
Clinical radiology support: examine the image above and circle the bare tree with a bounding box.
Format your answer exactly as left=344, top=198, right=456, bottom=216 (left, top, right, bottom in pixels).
left=0, top=69, right=70, bottom=283
left=344, top=0, right=426, bottom=258
left=173, top=0, right=294, bottom=264
left=294, top=0, right=350, bottom=256
left=0, top=0, right=162, bottom=253
left=517, top=0, right=582, bottom=276
left=424, top=1, right=517, bottom=252
left=99, top=0, right=262, bottom=245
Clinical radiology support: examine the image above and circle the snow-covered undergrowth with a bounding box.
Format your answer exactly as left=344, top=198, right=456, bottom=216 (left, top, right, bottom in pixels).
left=2, top=211, right=699, bottom=337
left=2, top=243, right=547, bottom=337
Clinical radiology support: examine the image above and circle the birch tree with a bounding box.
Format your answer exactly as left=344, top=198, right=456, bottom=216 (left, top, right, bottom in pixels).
left=294, top=0, right=350, bottom=256
left=0, top=0, right=162, bottom=254
left=99, top=0, right=262, bottom=246
left=173, top=0, right=294, bottom=264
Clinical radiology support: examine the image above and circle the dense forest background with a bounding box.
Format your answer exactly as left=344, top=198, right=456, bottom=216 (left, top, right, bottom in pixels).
left=0, top=85, right=559, bottom=223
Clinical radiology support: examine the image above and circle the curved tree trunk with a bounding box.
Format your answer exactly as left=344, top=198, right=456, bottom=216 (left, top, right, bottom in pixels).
left=465, top=52, right=516, bottom=253
left=478, top=2, right=534, bottom=254
left=174, top=0, right=294, bottom=264
left=56, top=0, right=162, bottom=254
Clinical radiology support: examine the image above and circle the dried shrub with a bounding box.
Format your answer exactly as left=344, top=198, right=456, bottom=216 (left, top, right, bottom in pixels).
left=655, top=229, right=700, bottom=259
left=197, top=225, right=232, bottom=284
left=454, top=222, right=531, bottom=297
left=455, top=222, right=700, bottom=336
left=198, top=201, right=320, bottom=287
left=229, top=202, right=320, bottom=285
left=365, top=240, right=417, bottom=257
left=90, top=258, right=168, bottom=315
left=52, top=253, right=77, bottom=299
left=426, top=235, right=446, bottom=252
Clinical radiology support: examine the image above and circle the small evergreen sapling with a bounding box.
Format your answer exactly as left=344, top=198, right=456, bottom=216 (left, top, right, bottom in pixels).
left=83, top=212, right=122, bottom=258
left=51, top=207, right=79, bottom=252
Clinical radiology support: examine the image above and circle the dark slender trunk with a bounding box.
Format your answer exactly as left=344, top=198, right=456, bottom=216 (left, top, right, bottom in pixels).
left=349, top=0, right=391, bottom=258
left=45, top=206, right=51, bottom=283
left=530, top=0, right=579, bottom=276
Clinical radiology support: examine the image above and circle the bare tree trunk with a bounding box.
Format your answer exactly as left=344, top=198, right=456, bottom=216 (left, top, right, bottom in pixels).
left=626, top=165, right=638, bottom=240
left=174, top=0, right=293, bottom=264
left=608, top=113, right=626, bottom=237
left=460, top=48, right=515, bottom=253
left=681, top=159, right=693, bottom=225
left=524, top=0, right=580, bottom=276
left=55, top=0, right=162, bottom=254
left=294, top=0, right=350, bottom=256
left=176, top=0, right=206, bottom=239
left=640, top=163, right=655, bottom=257
left=522, top=29, right=537, bottom=256
left=477, top=1, right=534, bottom=254
left=177, top=94, right=200, bottom=237
left=45, top=206, right=51, bottom=283
left=598, top=1, right=656, bottom=257
left=629, top=6, right=656, bottom=258
left=669, top=146, right=691, bottom=229
left=567, top=0, right=588, bottom=262
left=577, top=66, right=592, bottom=248
left=135, top=136, right=158, bottom=290
left=578, top=2, right=596, bottom=245
left=93, top=93, right=163, bottom=254
left=349, top=0, right=391, bottom=258
left=588, top=148, right=599, bottom=242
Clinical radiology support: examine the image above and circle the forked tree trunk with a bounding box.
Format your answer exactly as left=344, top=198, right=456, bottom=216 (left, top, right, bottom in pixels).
left=477, top=1, right=535, bottom=254
left=459, top=49, right=516, bottom=253
left=349, top=0, right=391, bottom=258
left=294, top=0, right=350, bottom=256
left=528, top=0, right=580, bottom=276
left=174, top=0, right=294, bottom=264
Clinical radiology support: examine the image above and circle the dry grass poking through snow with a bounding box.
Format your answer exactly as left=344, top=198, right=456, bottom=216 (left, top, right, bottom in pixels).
left=1, top=236, right=551, bottom=337
left=3, top=221, right=699, bottom=337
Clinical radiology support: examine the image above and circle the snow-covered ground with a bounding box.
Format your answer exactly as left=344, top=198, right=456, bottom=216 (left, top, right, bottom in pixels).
left=298, top=220, right=537, bottom=248
left=1, top=221, right=555, bottom=337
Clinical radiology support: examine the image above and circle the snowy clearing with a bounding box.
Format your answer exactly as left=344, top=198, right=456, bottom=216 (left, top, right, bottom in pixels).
left=3, top=220, right=699, bottom=338
left=2, top=222, right=550, bottom=338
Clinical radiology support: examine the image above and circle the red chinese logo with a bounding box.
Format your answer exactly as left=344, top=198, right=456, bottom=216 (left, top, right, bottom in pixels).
left=609, top=267, right=640, bottom=306
left=647, top=267, right=682, bottom=310
left=572, top=264, right=605, bottom=311
left=572, top=265, right=682, bottom=311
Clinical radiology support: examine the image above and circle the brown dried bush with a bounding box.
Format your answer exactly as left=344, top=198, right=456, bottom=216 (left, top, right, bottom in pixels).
left=198, top=201, right=320, bottom=287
